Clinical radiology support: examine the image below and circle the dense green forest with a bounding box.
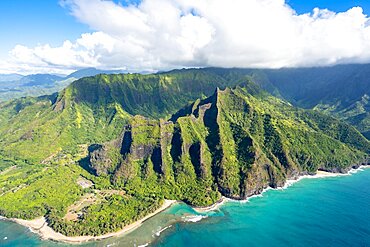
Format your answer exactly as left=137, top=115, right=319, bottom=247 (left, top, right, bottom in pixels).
left=0, top=69, right=369, bottom=237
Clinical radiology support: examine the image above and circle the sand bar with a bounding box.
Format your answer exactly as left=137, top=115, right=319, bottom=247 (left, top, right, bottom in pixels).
left=192, top=197, right=228, bottom=213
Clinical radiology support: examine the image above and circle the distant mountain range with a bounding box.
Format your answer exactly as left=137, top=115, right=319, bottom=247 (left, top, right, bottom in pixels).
left=65, top=67, right=125, bottom=79
left=0, top=73, right=23, bottom=82
left=0, top=68, right=126, bottom=102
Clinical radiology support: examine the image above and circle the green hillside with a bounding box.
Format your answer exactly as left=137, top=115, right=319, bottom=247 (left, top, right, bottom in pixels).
left=0, top=71, right=369, bottom=237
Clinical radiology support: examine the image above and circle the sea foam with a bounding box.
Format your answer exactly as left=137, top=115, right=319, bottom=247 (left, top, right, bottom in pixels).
left=203, top=165, right=370, bottom=210
left=182, top=215, right=208, bottom=223
left=152, top=225, right=172, bottom=237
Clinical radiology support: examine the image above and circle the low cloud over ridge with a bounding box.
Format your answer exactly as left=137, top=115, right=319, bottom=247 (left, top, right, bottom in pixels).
left=2, top=0, right=370, bottom=74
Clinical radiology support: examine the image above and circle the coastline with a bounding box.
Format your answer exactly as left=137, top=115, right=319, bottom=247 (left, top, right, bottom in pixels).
left=2, top=165, right=369, bottom=243
left=0, top=199, right=176, bottom=244
left=193, top=165, right=370, bottom=213
left=192, top=197, right=228, bottom=213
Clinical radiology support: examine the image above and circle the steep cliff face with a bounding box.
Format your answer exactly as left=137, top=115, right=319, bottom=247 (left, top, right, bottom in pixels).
left=87, top=85, right=370, bottom=202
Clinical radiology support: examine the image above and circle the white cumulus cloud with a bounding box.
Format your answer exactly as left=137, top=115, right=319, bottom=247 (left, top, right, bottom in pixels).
left=2, top=0, right=370, bottom=74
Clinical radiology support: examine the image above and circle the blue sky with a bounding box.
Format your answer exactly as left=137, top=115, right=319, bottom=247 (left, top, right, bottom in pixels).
left=0, top=0, right=89, bottom=58
left=1, top=0, right=370, bottom=74
left=288, top=0, right=370, bottom=14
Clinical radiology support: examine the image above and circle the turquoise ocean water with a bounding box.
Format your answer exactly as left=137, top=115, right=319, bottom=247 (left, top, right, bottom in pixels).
left=1, top=168, right=369, bottom=247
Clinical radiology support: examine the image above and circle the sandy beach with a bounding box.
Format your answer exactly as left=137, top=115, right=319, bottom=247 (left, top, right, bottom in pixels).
left=2, top=199, right=176, bottom=244
left=315, top=170, right=345, bottom=177
left=192, top=197, right=228, bottom=213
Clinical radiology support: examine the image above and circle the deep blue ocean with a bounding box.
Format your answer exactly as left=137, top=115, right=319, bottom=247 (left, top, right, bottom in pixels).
left=1, top=168, right=369, bottom=247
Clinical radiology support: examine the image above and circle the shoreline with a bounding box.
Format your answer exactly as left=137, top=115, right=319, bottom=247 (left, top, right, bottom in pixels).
left=192, top=197, right=228, bottom=213
left=193, top=165, right=370, bottom=213
left=2, top=165, right=369, bottom=243
left=0, top=199, right=177, bottom=244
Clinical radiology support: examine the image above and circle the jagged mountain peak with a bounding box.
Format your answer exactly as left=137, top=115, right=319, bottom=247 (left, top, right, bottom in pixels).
left=86, top=84, right=370, bottom=203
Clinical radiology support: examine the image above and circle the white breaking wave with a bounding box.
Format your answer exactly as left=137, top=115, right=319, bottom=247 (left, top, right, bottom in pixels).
left=138, top=243, right=149, bottom=247
left=182, top=215, right=208, bottom=223
left=152, top=225, right=172, bottom=237
left=220, top=166, right=369, bottom=206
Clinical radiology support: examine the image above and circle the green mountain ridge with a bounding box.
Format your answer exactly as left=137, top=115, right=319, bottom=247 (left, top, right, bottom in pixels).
left=2, top=65, right=370, bottom=139
left=2, top=64, right=370, bottom=138
left=200, top=65, right=370, bottom=138
left=88, top=84, right=369, bottom=200
left=0, top=70, right=369, bottom=237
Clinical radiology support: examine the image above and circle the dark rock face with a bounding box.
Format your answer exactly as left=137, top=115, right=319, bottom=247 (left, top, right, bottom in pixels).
left=266, top=164, right=284, bottom=188
left=243, top=165, right=269, bottom=198
left=52, top=94, right=66, bottom=112
left=120, top=129, right=132, bottom=157
left=319, top=160, right=369, bottom=173
left=131, top=144, right=155, bottom=160
left=88, top=144, right=111, bottom=176
left=189, top=142, right=202, bottom=178
left=170, top=127, right=182, bottom=163
left=151, top=147, right=163, bottom=174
